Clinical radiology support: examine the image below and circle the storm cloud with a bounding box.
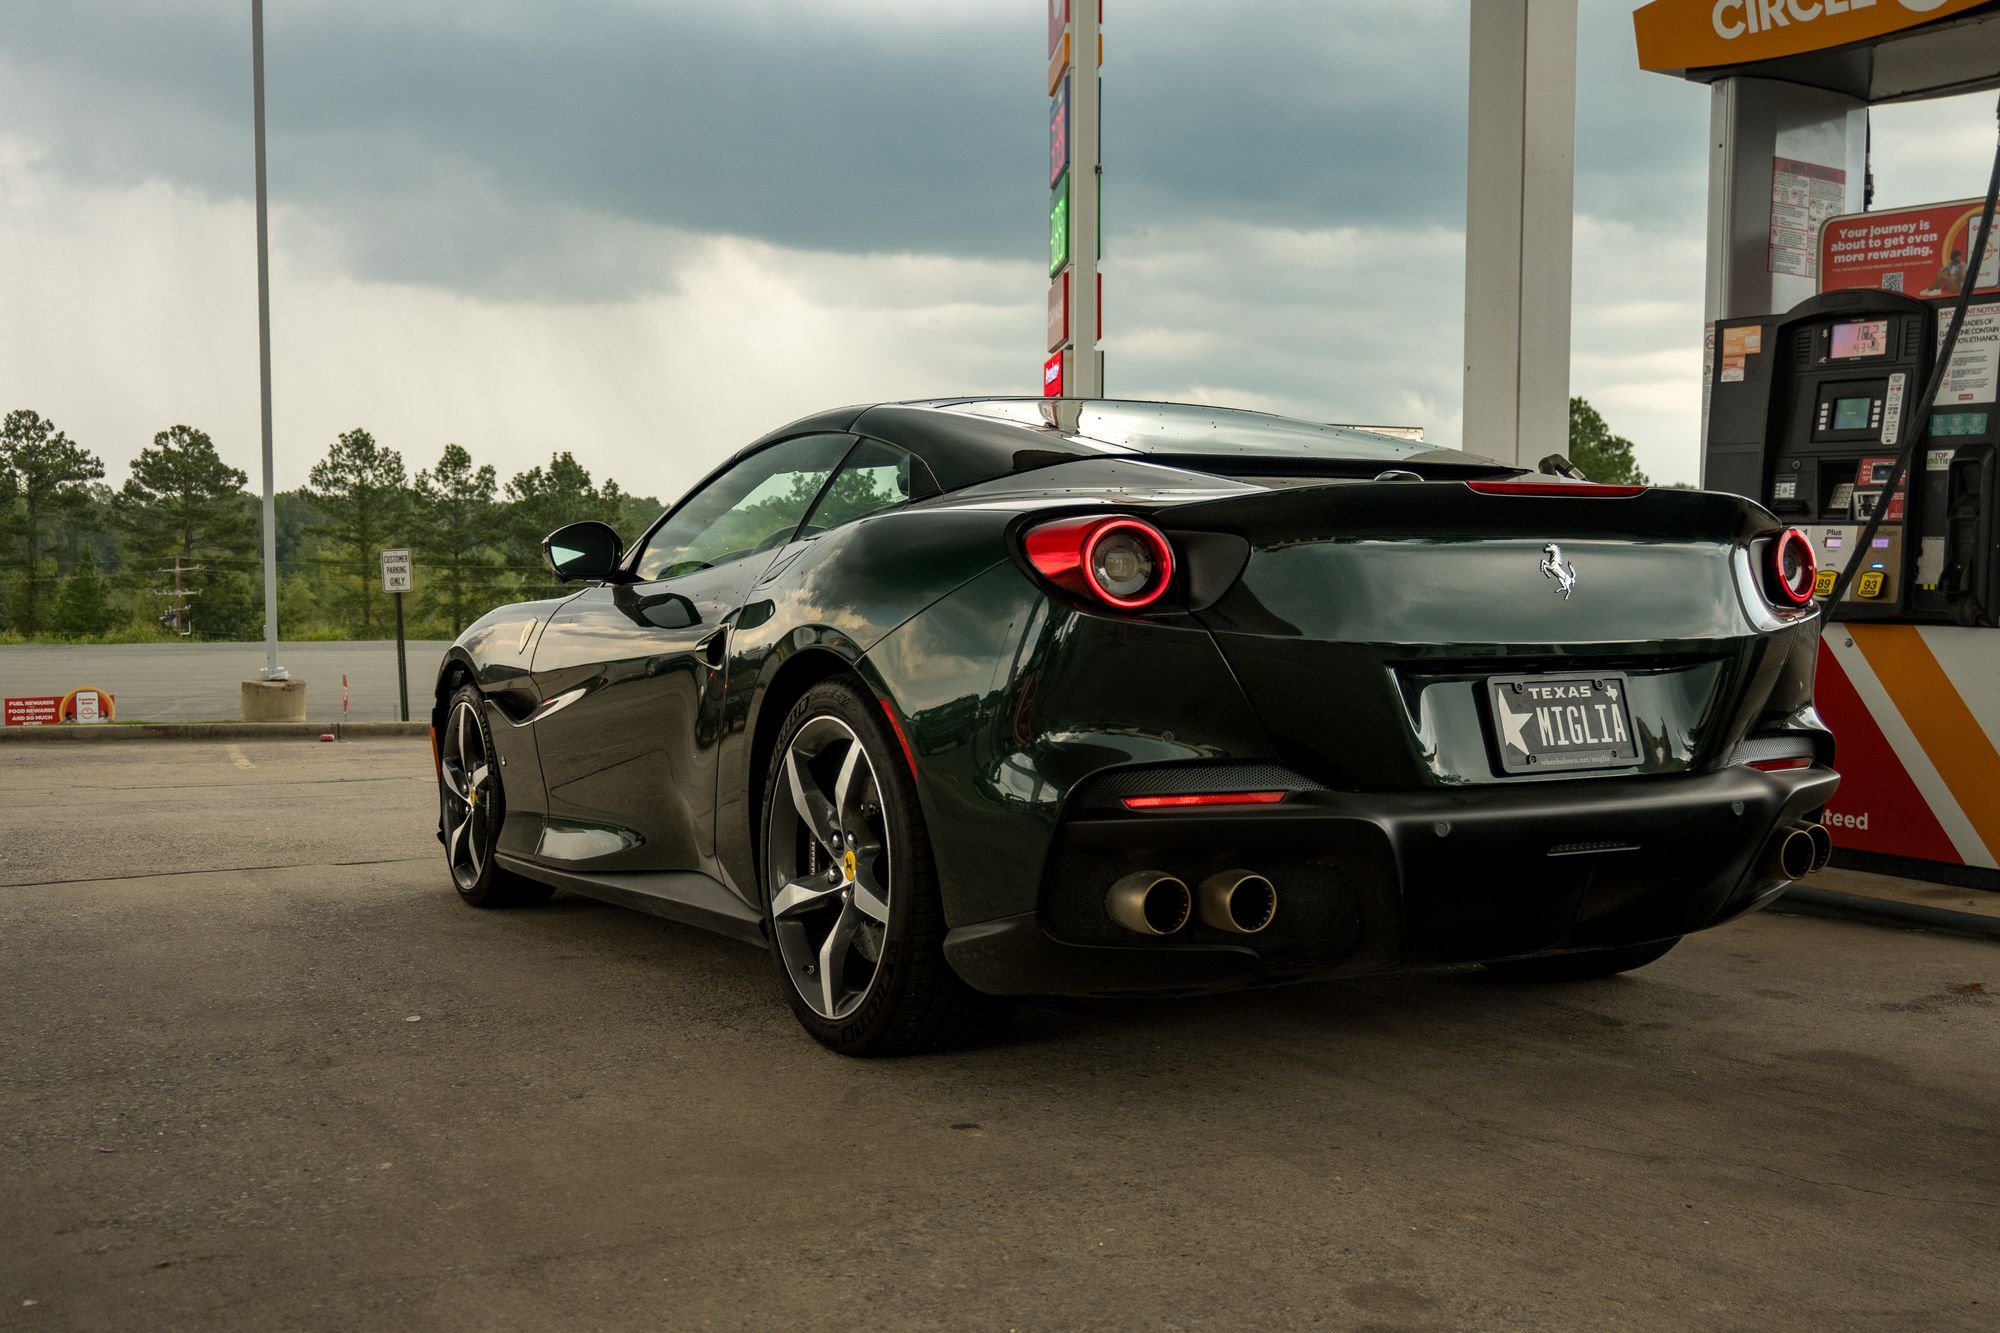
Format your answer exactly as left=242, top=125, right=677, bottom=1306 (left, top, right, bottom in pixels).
left=0, top=1, right=1984, bottom=498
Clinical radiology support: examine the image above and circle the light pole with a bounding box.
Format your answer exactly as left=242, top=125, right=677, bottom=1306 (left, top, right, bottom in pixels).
left=240, top=0, right=305, bottom=722
left=252, top=0, right=283, bottom=682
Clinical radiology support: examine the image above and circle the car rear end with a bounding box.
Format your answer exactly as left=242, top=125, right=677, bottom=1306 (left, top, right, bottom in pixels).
left=931, top=470, right=1837, bottom=998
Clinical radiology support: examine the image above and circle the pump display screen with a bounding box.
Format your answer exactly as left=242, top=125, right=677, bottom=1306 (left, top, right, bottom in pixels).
left=1832, top=397, right=1874, bottom=432
left=1829, top=319, right=1890, bottom=360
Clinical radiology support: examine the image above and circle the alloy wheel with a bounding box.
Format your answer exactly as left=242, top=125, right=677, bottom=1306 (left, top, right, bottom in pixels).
left=768, top=715, right=892, bottom=1021
left=441, top=699, right=496, bottom=891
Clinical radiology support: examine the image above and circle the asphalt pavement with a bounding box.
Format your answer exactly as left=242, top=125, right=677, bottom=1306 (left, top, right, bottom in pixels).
left=2, top=738, right=1996, bottom=1330
left=0, top=641, right=454, bottom=724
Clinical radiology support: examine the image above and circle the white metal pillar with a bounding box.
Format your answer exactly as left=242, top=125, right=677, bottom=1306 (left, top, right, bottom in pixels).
left=1696, top=77, right=1866, bottom=478
left=1703, top=77, right=1868, bottom=324
left=1461, top=0, right=1577, bottom=468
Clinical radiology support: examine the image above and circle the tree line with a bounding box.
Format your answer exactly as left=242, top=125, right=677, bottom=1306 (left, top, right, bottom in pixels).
left=0, top=408, right=660, bottom=643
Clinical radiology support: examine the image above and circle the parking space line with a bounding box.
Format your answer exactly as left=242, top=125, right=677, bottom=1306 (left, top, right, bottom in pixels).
left=1, top=855, right=432, bottom=891
left=226, top=744, right=255, bottom=770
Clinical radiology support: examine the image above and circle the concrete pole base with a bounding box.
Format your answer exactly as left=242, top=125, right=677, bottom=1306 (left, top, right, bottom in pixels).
left=241, top=678, right=307, bottom=722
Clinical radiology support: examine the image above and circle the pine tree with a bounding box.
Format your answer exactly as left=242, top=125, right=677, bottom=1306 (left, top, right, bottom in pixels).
left=413, top=443, right=505, bottom=635
left=114, top=425, right=258, bottom=638
left=305, top=428, right=408, bottom=636
left=0, top=410, right=105, bottom=635
left=504, top=452, right=620, bottom=592
left=51, top=548, right=119, bottom=638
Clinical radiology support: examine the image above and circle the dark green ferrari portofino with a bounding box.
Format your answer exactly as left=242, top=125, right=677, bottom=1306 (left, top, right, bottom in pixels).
left=432, top=399, right=1837, bottom=1054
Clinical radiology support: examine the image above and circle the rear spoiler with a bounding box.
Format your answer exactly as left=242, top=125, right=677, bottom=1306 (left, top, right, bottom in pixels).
left=1155, top=479, right=1770, bottom=546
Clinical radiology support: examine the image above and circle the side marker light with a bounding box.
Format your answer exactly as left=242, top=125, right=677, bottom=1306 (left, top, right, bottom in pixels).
left=1122, top=791, right=1287, bottom=810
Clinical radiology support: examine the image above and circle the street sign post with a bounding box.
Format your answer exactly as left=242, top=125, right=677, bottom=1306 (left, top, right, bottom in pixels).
left=381, top=549, right=413, bottom=722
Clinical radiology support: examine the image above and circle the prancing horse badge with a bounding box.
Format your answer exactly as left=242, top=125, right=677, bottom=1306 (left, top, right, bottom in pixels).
left=1540, top=543, right=1578, bottom=600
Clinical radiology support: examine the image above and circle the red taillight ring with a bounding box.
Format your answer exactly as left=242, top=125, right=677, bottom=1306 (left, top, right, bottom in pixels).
left=1081, top=518, right=1175, bottom=610
left=1772, top=528, right=1815, bottom=606
left=1022, top=514, right=1176, bottom=611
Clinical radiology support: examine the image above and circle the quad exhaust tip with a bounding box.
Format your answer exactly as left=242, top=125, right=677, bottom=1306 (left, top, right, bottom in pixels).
left=1198, top=871, right=1278, bottom=935
left=1106, top=872, right=1192, bottom=936
left=1802, top=821, right=1832, bottom=874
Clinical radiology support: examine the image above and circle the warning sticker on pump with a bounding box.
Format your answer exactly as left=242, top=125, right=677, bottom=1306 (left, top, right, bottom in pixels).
left=1935, top=302, right=2000, bottom=405
left=1720, top=325, right=1762, bottom=383
left=1881, top=372, right=1906, bottom=446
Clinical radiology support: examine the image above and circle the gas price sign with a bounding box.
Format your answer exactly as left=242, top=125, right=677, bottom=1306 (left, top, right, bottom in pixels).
left=1042, top=0, right=1098, bottom=396
left=1050, top=77, right=1069, bottom=188
left=1049, top=172, right=1070, bottom=276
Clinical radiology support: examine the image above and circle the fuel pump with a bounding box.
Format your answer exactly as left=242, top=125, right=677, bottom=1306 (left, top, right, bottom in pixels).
left=1703, top=105, right=2000, bottom=628
left=1709, top=292, right=1936, bottom=618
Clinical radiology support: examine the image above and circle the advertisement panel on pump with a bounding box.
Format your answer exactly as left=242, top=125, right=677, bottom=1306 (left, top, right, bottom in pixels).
left=1819, top=198, right=2000, bottom=300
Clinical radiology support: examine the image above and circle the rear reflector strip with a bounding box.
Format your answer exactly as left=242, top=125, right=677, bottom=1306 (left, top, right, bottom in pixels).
left=1747, top=757, right=1812, bottom=772
left=1121, top=791, right=1287, bottom=810
left=880, top=700, right=918, bottom=776
left=1465, top=480, right=1647, bottom=498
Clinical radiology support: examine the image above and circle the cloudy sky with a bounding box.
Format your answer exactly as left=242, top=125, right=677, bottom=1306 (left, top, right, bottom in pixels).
left=0, top=0, right=1990, bottom=502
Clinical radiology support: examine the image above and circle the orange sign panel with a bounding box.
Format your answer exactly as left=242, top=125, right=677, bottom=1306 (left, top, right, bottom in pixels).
left=1634, top=0, right=1987, bottom=74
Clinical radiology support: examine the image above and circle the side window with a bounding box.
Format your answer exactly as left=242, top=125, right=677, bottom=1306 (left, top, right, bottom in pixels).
left=635, top=433, right=853, bottom=582
left=801, top=439, right=937, bottom=536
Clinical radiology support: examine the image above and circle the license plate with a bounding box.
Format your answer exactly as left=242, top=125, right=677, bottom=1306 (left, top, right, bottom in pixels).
left=1485, top=673, right=1642, bottom=775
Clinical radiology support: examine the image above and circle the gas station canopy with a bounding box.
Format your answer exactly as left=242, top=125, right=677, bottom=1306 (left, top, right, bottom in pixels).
left=1635, top=0, right=2000, bottom=100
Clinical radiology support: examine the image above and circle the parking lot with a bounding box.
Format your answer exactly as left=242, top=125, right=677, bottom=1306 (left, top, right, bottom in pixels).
left=2, top=738, right=1996, bottom=1330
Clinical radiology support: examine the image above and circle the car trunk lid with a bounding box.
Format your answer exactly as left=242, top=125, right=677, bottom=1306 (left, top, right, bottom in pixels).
left=1157, top=481, right=1788, bottom=789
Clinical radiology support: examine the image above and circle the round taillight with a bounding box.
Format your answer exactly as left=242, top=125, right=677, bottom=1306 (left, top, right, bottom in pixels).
left=1769, top=528, right=1816, bottom=607
left=1083, top=519, right=1173, bottom=609
left=1022, top=515, right=1176, bottom=611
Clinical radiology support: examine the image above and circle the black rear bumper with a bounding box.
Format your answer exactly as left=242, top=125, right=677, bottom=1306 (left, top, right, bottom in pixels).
left=941, top=765, right=1838, bottom=998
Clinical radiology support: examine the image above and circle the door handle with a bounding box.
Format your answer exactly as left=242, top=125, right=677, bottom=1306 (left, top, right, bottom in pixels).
left=696, top=625, right=729, bottom=670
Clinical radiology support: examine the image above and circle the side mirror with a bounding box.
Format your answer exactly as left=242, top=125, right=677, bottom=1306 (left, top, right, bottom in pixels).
left=542, top=521, right=623, bottom=583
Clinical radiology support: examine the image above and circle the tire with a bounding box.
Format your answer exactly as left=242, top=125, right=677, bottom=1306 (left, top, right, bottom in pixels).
left=1482, top=936, right=1681, bottom=983
left=438, top=684, right=553, bottom=909
left=760, top=676, right=1012, bottom=1055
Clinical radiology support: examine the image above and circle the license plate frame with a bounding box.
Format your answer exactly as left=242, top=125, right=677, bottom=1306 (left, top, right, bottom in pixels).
left=1484, top=672, right=1643, bottom=776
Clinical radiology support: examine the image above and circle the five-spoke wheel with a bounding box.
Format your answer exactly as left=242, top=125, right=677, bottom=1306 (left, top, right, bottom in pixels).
left=768, top=715, right=893, bottom=1021
left=441, top=696, right=495, bottom=892
left=437, top=684, right=550, bottom=909
left=760, top=677, right=1011, bottom=1054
